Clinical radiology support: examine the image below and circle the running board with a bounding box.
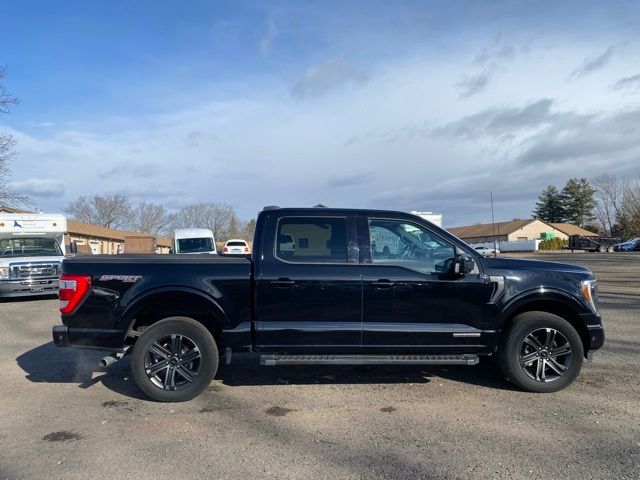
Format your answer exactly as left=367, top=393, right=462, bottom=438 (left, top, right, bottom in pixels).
left=260, top=354, right=479, bottom=366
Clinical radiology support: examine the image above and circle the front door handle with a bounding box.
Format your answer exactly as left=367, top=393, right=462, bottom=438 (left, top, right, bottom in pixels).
left=370, top=280, right=395, bottom=289
left=271, top=278, right=295, bottom=288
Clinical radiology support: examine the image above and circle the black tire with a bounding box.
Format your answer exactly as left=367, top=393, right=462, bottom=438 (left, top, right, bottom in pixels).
left=498, top=311, right=583, bottom=393
left=131, top=316, right=218, bottom=402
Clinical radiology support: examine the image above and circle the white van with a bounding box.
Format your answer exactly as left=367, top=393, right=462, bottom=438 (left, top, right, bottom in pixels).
left=173, top=228, right=217, bottom=254
left=0, top=213, right=67, bottom=297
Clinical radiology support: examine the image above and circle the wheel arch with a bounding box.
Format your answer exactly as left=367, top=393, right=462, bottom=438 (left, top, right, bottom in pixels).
left=499, top=291, right=590, bottom=357
left=123, top=287, right=228, bottom=348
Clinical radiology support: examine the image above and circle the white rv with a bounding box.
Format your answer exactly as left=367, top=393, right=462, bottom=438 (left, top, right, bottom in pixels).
left=410, top=211, right=443, bottom=228
left=173, top=228, right=217, bottom=255
left=0, top=212, right=67, bottom=297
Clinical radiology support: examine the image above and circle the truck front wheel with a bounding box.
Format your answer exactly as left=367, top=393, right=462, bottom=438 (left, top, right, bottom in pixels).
left=498, top=312, right=584, bottom=393
left=131, top=316, right=219, bottom=402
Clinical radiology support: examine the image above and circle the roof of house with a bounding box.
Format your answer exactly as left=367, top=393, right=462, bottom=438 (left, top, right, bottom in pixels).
left=67, top=220, right=172, bottom=247
left=447, top=219, right=535, bottom=239
left=549, top=223, right=598, bottom=237
left=0, top=206, right=33, bottom=214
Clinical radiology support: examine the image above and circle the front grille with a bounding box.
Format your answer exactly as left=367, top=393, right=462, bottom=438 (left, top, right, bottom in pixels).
left=10, top=262, right=60, bottom=279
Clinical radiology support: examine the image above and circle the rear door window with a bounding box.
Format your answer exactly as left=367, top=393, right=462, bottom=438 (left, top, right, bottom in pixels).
left=276, top=217, right=348, bottom=263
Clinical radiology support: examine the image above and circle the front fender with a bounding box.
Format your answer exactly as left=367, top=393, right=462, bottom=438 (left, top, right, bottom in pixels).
left=498, top=287, right=589, bottom=328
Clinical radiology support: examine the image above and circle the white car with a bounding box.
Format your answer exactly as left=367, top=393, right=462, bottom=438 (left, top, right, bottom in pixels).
left=222, top=239, right=250, bottom=255
left=474, top=245, right=499, bottom=257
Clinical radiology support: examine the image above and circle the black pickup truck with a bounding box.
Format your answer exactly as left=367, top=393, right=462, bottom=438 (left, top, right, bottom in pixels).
left=53, top=207, right=604, bottom=402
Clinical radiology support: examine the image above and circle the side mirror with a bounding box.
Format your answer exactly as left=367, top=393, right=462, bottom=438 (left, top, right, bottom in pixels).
left=462, top=257, right=475, bottom=274
left=69, top=241, right=78, bottom=254
left=455, top=255, right=475, bottom=275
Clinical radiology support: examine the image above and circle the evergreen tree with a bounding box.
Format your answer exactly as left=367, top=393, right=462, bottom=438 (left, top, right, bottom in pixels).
left=533, top=185, right=565, bottom=222
left=561, top=178, right=596, bottom=227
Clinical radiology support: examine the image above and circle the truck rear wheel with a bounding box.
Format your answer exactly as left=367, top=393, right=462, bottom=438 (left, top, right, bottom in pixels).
left=131, top=316, right=219, bottom=402
left=498, top=312, right=583, bottom=393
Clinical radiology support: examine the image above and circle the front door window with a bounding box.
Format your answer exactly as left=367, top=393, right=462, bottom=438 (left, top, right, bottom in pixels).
left=368, top=219, right=455, bottom=275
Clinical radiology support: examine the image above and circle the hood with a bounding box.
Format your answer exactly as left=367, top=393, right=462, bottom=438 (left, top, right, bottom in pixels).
left=0, top=255, right=65, bottom=267
left=482, top=256, right=592, bottom=275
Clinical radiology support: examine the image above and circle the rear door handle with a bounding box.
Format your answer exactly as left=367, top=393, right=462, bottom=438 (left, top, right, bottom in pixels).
left=271, top=278, right=295, bottom=288
left=370, top=280, right=395, bottom=289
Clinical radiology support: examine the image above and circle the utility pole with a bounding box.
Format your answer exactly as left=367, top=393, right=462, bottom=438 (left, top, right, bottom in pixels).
left=491, top=191, right=498, bottom=258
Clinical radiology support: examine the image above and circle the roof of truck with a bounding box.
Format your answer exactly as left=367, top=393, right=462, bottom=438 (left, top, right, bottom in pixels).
left=173, top=228, right=215, bottom=238
left=261, top=207, right=424, bottom=216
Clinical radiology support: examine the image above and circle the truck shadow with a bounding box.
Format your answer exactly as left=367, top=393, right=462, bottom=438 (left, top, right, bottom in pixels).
left=17, top=344, right=517, bottom=399
left=0, top=294, right=58, bottom=303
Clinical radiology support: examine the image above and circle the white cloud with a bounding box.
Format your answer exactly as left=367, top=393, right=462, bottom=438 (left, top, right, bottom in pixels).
left=3, top=39, right=640, bottom=226
left=456, top=71, right=491, bottom=98
left=10, top=178, right=65, bottom=198
left=291, top=56, right=369, bottom=98
left=570, top=46, right=615, bottom=78
left=259, top=18, right=279, bottom=56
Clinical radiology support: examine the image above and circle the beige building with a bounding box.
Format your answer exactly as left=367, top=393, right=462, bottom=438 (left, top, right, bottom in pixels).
left=66, top=220, right=172, bottom=254
left=447, top=219, right=597, bottom=244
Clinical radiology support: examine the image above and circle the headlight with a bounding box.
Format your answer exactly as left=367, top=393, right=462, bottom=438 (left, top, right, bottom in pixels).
left=581, top=279, right=598, bottom=312
left=0, top=267, right=9, bottom=279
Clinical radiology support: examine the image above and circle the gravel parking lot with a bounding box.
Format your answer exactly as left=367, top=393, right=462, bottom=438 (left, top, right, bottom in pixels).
left=1, top=252, right=638, bottom=480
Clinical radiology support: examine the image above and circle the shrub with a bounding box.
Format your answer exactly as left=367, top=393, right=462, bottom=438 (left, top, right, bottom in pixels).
left=539, top=237, right=569, bottom=250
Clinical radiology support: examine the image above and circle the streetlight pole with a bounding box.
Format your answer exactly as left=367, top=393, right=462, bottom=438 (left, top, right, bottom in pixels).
left=491, top=191, right=498, bottom=258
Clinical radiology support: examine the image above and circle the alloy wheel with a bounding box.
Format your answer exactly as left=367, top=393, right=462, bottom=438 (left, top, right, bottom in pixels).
left=144, top=334, right=201, bottom=390
left=519, top=328, right=572, bottom=383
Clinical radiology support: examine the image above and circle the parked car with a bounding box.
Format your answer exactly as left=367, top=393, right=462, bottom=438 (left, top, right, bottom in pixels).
left=473, top=245, right=499, bottom=257
left=222, top=239, right=250, bottom=255
left=53, top=207, right=604, bottom=402
left=612, top=237, right=640, bottom=252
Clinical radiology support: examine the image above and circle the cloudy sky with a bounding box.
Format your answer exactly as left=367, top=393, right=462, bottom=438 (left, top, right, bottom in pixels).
left=1, top=0, right=639, bottom=226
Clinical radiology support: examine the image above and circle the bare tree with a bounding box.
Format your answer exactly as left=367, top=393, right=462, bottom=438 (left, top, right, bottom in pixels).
left=593, top=174, right=640, bottom=239
left=237, top=218, right=257, bottom=241
left=622, top=180, right=640, bottom=238
left=0, top=67, right=30, bottom=207
left=65, top=194, right=133, bottom=229
left=168, top=202, right=239, bottom=241
left=592, top=174, right=625, bottom=235
left=131, top=201, right=169, bottom=236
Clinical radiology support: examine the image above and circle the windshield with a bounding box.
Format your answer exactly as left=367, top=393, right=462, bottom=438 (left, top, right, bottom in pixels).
left=0, top=237, right=63, bottom=258
left=226, top=241, right=246, bottom=247
left=177, top=237, right=214, bottom=253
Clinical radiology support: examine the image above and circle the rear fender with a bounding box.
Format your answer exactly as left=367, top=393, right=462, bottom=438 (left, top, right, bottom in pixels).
left=123, top=286, right=228, bottom=339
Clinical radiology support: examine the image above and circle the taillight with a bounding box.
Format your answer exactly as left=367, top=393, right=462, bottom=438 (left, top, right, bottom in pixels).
left=223, top=247, right=228, bottom=253
left=59, top=274, right=92, bottom=314
left=244, top=247, right=249, bottom=252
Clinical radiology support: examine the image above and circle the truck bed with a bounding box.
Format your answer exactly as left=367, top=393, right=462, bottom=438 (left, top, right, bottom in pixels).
left=59, top=253, right=253, bottom=350
left=64, top=254, right=251, bottom=265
